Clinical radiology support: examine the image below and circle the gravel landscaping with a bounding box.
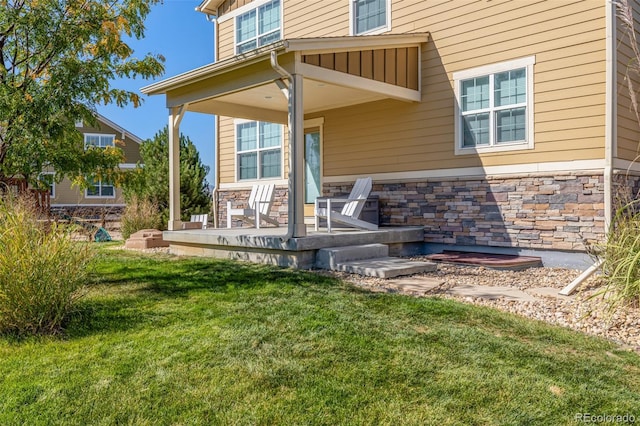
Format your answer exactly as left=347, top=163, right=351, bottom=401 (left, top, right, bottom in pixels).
left=330, top=261, right=640, bottom=352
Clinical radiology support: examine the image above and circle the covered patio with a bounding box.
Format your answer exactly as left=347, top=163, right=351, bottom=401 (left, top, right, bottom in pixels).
left=141, top=33, right=429, bottom=266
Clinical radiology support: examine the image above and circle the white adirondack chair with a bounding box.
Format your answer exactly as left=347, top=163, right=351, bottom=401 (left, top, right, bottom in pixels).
left=181, top=214, right=209, bottom=229
left=191, top=214, right=209, bottom=229
left=314, top=177, right=378, bottom=232
left=227, top=183, right=279, bottom=229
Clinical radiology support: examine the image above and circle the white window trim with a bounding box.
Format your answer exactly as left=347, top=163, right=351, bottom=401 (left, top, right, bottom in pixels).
left=84, top=133, right=116, bottom=149
left=233, top=0, right=283, bottom=55
left=218, top=0, right=274, bottom=23
left=39, top=172, right=55, bottom=199
left=85, top=180, right=116, bottom=199
left=349, top=0, right=392, bottom=36
left=234, top=119, right=284, bottom=182
left=453, top=56, right=536, bottom=156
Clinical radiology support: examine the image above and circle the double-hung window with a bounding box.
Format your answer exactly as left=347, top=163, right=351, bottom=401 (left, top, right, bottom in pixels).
left=454, top=56, right=535, bottom=154
left=236, top=0, right=281, bottom=54
left=85, top=134, right=115, bottom=149
left=236, top=121, right=282, bottom=180
left=351, top=0, right=391, bottom=35
left=86, top=177, right=114, bottom=198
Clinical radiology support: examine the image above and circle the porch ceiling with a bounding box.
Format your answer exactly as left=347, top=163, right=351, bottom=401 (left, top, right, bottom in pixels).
left=187, top=77, right=388, bottom=123
left=141, top=34, right=429, bottom=122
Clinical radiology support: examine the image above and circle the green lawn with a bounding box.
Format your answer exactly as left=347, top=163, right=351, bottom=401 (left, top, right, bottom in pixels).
left=1, top=247, right=639, bottom=425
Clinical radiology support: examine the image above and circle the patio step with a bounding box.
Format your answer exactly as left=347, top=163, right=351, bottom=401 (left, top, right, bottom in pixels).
left=333, top=257, right=437, bottom=279
left=316, top=244, right=437, bottom=278
left=315, top=243, right=389, bottom=269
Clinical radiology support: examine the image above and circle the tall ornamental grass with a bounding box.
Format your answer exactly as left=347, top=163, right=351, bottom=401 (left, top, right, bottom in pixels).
left=0, top=195, right=94, bottom=335
left=593, top=198, right=640, bottom=311
left=593, top=0, right=640, bottom=311
left=120, top=195, right=163, bottom=240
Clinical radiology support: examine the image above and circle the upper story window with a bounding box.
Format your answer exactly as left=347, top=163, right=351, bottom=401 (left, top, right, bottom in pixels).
left=453, top=56, right=535, bottom=155
left=351, top=0, right=391, bottom=35
left=236, top=120, right=282, bottom=180
left=85, top=134, right=115, bottom=149
left=236, top=0, right=281, bottom=54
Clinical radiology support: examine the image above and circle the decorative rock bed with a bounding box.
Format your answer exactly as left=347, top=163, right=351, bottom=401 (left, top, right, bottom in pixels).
left=330, top=262, right=640, bottom=352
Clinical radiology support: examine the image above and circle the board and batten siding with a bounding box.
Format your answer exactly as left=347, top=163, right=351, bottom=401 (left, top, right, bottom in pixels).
left=217, top=0, right=607, bottom=184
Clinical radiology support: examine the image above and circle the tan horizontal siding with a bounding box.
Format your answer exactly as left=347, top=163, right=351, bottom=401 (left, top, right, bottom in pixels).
left=217, top=0, right=254, bottom=17
left=616, top=1, right=640, bottom=162
left=52, top=178, right=125, bottom=206
left=213, top=0, right=607, bottom=181
left=79, top=121, right=142, bottom=163
left=219, top=116, right=235, bottom=183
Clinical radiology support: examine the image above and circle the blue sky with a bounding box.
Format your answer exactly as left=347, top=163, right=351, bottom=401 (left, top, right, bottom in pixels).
left=96, top=0, right=217, bottom=183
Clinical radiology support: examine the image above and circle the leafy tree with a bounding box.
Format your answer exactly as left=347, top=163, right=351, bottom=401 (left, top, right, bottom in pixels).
left=0, top=0, right=164, bottom=187
left=125, top=126, right=211, bottom=226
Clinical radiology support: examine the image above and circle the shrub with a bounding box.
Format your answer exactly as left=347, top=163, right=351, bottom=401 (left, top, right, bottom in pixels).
left=589, top=182, right=640, bottom=310
left=120, top=195, right=163, bottom=239
left=0, top=195, right=94, bottom=335
left=591, top=196, right=640, bottom=312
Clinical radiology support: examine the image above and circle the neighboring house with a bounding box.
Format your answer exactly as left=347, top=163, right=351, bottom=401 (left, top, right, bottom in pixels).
left=142, top=0, right=640, bottom=264
left=48, top=113, right=142, bottom=213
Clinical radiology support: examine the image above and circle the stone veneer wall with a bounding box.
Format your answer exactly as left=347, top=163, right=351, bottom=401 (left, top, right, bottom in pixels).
left=613, top=171, right=640, bottom=206
left=217, top=186, right=289, bottom=228
left=324, top=172, right=606, bottom=252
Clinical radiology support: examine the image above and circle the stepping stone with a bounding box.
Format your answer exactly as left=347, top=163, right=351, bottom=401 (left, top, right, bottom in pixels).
left=527, top=287, right=574, bottom=299
left=386, top=277, right=444, bottom=293
left=445, top=284, right=538, bottom=302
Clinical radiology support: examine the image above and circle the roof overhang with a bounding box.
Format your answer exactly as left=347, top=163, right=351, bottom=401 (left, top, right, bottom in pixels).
left=141, top=34, right=429, bottom=123
left=195, top=0, right=221, bottom=16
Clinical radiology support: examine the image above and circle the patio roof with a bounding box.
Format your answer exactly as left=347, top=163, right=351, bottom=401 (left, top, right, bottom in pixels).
left=141, top=33, right=429, bottom=235
left=141, top=34, right=429, bottom=123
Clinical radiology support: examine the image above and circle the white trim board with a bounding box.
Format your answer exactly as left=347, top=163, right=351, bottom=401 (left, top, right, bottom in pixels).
left=322, top=159, right=606, bottom=183
left=219, top=179, right=288, bottom=190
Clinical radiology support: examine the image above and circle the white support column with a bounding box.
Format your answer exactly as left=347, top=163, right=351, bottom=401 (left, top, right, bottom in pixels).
left=291, top=73, right=306, bottom=237
left=168, top=105, right=187, bottom=230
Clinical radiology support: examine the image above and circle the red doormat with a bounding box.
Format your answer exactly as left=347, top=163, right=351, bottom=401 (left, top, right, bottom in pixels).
left=425, top=250, right=542, bottom=270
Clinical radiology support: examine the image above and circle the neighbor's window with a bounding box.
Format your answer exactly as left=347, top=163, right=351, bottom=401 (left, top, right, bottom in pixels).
left=236, top=0, right=281, bottom=54
left=454, top=56, right=535, bottom=154
left=351, top=0, right=390, bottom=35
left=84, top=134, right=115, bottom=149
left=236, top=121, right=282, bottom=180
left=38, top=173, right=55, bottom=198
left=86, top=177, right=114, bottom=198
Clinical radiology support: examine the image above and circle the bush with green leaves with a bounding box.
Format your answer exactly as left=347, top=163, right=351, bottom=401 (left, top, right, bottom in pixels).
left=0, top=195, right=94, bottom=335
left=120, top=195, right=163, bottom=239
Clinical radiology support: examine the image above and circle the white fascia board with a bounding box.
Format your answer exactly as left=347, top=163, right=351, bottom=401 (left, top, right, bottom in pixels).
left=95, top=112, right=144, bottom=144
left=284, top=33, right=429, bottom=55
left=141, top=43, right=286, bottom=95
left=141, top=34, right=429, bottom=96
